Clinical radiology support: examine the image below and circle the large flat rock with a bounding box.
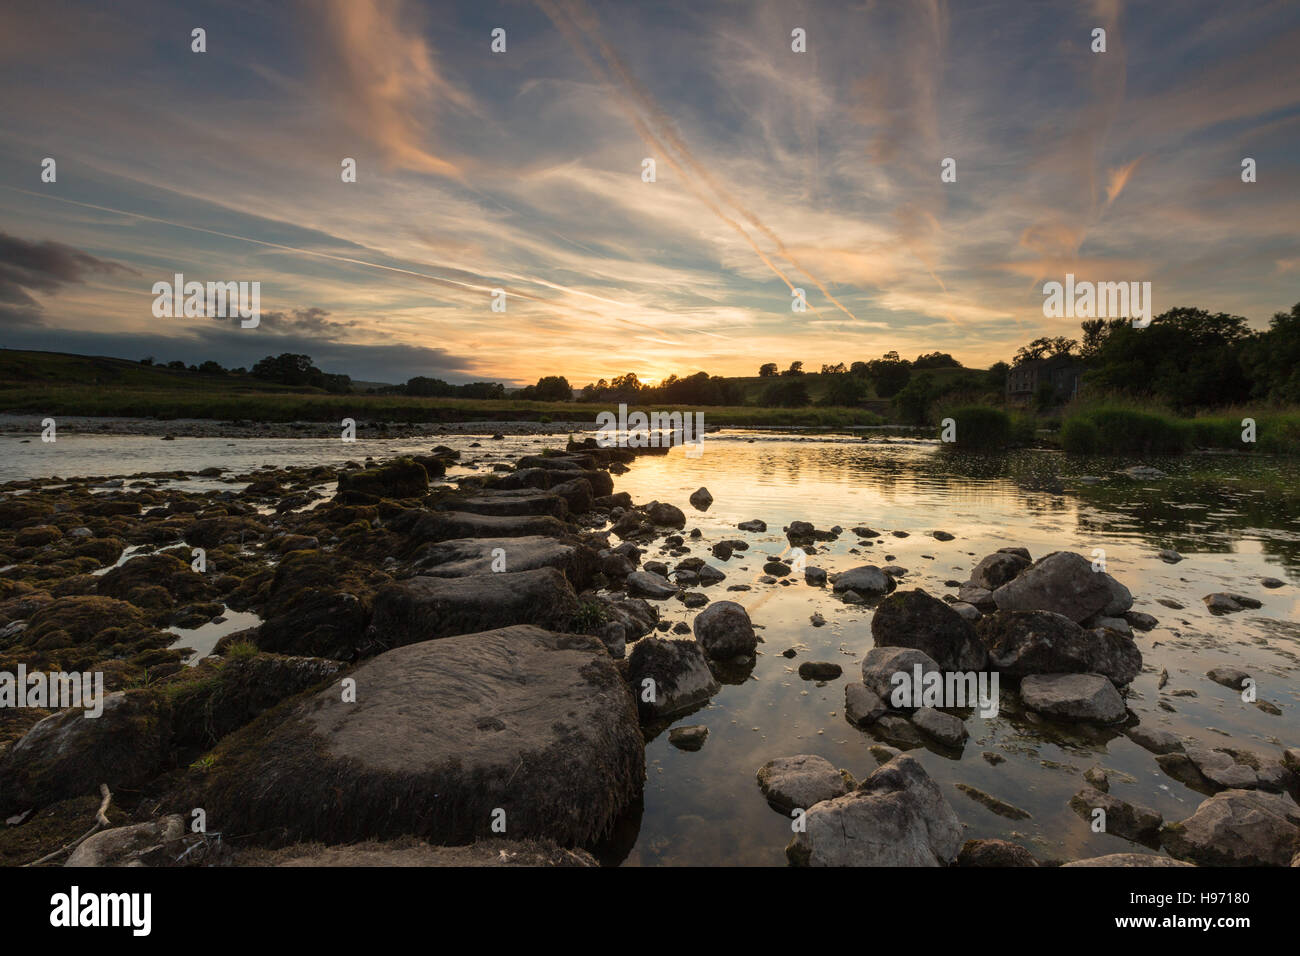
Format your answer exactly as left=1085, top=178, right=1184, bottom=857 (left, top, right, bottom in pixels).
left=408, top=511, right=567, bottom=546
left=368, top=568, right=578, bottom=646
left=457, top=492, right=569, bottom=519
left=408, top=535, right=598, bottom=590
left=193, top=626, right=644, bottom=847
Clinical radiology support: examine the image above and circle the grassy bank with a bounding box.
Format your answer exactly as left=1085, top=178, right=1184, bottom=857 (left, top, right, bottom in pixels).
left=1059, top=401, right=1300, bottom=455
left=0, top=383, right=888, bottom=428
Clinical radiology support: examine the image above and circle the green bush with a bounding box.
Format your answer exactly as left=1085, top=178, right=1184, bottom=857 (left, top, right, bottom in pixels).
left=1060, top=406, right=1190, bottom=454
left=943, top=405, right=1012, bottom=450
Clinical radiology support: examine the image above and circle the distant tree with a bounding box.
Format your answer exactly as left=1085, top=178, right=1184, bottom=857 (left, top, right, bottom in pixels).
left=252, top=353, right=319, bottom=386
left=405, top=376, right=453, bottom=397
left=759, top=363, right=779, bottom=377
left=140, top=356, right=155, bottom=366
left=821, top=374, right=869, bottom=407
left=867, top=357, right=912, bottom=398
left=986, top=361, right=1011, bottom=391
left=533, top=375, right=572, bottom=402
left=894, top=372, right=937, bottom=425
left=762, top=379, right=810, bottom=407
left=912, top=351, right=960, bottom=370
left=1014, top=336, right=1078, bottom=366
left=849, top=361, right=870, bottom=378
left=1243, top=302, right=1300, bottom=403
left=781, top=361, right=804, bottom=377
left=166, top=360, right=186, bottom=370
left=820, top=362, right=848, bottom=375
left=321, top=373, right=352, bottom=394
left=198, top=360, right=225, bottom=375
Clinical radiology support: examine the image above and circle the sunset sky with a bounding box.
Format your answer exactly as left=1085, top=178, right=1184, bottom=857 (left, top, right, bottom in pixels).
left=1, top=0, right=1298, bottom=386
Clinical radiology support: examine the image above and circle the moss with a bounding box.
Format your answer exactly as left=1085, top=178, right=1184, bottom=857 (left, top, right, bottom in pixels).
left=0, top=793, right=133, bottom=866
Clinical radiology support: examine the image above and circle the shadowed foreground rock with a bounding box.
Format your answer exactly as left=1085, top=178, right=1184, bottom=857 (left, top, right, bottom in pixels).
left=1063, top=853, right=1194, bottom=867
left=978, top=610, right=1141, bottom=685
left=367, top=568, right=578, bottom=647
left=786, top=754, right=961, bottom=866
left=191, top=626, right=644, bottom=848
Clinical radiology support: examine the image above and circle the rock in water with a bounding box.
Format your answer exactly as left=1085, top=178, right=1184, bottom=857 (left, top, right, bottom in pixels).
left=368, top=568, right=578, bottom=646
left=193, top=626, right=644, bottom=847
left=627, top=637, right=719, bottom=721
left=786, top=755, right=962, bottom=866
left=1161, top=789, right=1300, bottom=866
left=976, top=610, right=1142, bottom=685
left=871, top=588, right=987, bottom=671
left=688, top=487, right=713, bottom=511
left=991, top=551, right=1116, bottom=623
left=1019, top=673, right=1127, bottom=723
left=756, top=754, right=852, bottom=812
left=832, top=565, right=896, bottom=600
left=693, top=601, right=756, bottom=659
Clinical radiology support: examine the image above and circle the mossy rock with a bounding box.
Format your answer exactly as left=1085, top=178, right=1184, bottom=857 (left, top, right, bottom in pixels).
left=336, top=457, right=429, bottom=500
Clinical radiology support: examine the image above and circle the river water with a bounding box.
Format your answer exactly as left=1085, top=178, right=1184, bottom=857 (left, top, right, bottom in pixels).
left=3, top=426, right=1297, bottom=865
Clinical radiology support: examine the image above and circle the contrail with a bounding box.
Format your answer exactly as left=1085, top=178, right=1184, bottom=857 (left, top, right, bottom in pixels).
left=543, top=0, right=859, bottom=321
left=3, top=185, right=690, bottom=344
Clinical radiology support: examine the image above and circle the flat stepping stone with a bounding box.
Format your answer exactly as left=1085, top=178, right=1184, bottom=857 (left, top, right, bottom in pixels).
left=193, top=626, right=644, bottom=847
left=756, top=754, right=853, bottom=812
left=1019, top=673, right=1126, bottom=723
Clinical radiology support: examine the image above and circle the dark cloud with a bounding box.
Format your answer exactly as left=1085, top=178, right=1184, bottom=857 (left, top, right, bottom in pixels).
left=213, top=306, right=357, bottom=337
left=0, top=232, right=136, bottom=328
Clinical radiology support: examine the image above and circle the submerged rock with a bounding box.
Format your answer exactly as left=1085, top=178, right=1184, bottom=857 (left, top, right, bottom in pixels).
left=1070, top=788, right=1162, bottom=842
left=832, top=565, right=896, bottom=600
left=954, top=839, right=1038, bottom=867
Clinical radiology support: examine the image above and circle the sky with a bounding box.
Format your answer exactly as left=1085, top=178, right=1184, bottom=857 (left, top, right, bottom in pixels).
left=1, top=0, right=1298, bottom=387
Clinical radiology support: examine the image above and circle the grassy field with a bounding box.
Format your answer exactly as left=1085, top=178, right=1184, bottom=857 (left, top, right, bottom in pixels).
left=0, top=350, right=887, bottom=426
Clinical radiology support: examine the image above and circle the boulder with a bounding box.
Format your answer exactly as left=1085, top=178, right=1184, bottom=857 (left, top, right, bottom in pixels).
left=66, top=815, right=186, bottom=867
left=976, top=610, right=1142, bottom=685
left=367, top=569, right=578, bottom=647
left=1019, top=673, right=1126, bottom=723
left=832, top=565, right=896, bottom=600
left=991, top=551, right=1114, bottom=623
left=844, top=682, right=887, bottom=726
left=970, top=551, right=1030, bottom=590
left=0, top=691, right=167, bottom=813
left=757, top=755, right=853, bottom=812
left=871, top=589, right=986, bottom=671
left=647, top=502, right=686, bottom=528
left=626, top=637, right=719, bottom=721
left=1161, top=789, right=1300, bottom=867
left=193, top=626, right=644, bottom=847
left=688, top=488, right=713, bottom=511
left=336, top=458, right=429, bottom=499
left=860, top=646, right=941, bottom=703
left=786, top=755, right=962, bottom=866
left=911, top=707, right=968, bottom=748
left=626, top=570, right=679, bottom=600
left=693, top=601, right=756, bottom=660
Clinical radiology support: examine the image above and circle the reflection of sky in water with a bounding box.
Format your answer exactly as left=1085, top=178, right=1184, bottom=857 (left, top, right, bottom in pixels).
left=4, top=428, right=1298, bottom=865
